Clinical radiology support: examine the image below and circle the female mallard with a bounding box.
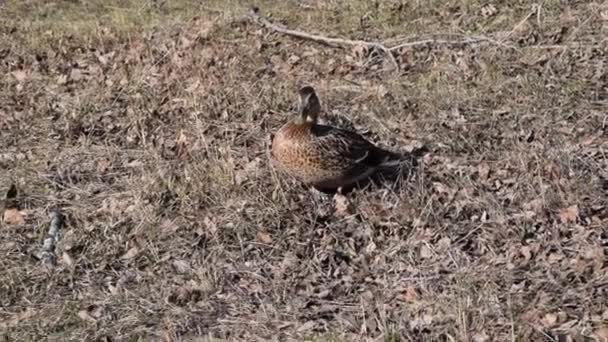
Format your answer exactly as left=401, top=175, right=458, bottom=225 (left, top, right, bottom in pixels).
left=271, top=86, right=401, bottom=193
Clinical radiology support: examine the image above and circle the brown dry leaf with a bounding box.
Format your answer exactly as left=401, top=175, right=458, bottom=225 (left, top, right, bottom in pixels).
left=437, top=237, right=451, bottom=252
left=473, top=332, right=490, bottom=342
left=172, top=259, right=190, bottom=273
left=256, top=231, right=273, bottom=244
left=333, top=194, right=353, bottom=216
left=287, top=54, right=301, bottom=65
left=57, top=74, right=68, bottom=85
left=478, top=162, right=490, bottom=180
left=558, top=205, right=579, bottom=223
left=542, top=313, right=559, bottom=327
left=69, top=68, right=84, bottom=82
left=176, top=131, right=189, bottom=160
left=433, top=182, right=452, bottom=194
left=121, top=246, right=139, bottom=260
left=11, top=70, right=27, bottom=82
left=62, top=252, right=74, bottom=267
left=296, top=321, right=316, bottom=332
left=401, top=286, right=419, bottom=302
left=520, top=246, right=532, bottom=262
left=3, top=208, right=26, bottom=225
left=97, top=159, right=111, bottom=173
left=420, top=244, right=432, bottom=259
left=594, top=327, right=608, bottom=342
left=77, top=310, right=97, bottom=323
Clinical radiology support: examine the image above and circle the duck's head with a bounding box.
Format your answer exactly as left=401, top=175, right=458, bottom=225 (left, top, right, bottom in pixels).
left=295, top=86, right=320, bottom=124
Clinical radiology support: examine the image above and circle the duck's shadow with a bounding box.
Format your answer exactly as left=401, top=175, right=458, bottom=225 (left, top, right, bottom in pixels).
left=313, top=146, right=426, bottom=195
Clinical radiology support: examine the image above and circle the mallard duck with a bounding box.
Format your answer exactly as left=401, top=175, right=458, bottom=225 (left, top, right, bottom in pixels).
left=271, top=86, right=401, bottom=193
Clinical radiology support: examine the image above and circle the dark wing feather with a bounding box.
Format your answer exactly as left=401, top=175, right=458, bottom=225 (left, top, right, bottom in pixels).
left=311, top=124, right=394, bottom=167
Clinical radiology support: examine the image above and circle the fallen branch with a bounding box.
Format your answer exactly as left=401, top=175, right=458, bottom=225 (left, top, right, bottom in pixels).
left=249, top=7, right=399, bottom=70
left=389, top=34, right=517, bottom=51
left=248, top=7, right=518, bottom=71
left=37, top=208, right=64, bottom=268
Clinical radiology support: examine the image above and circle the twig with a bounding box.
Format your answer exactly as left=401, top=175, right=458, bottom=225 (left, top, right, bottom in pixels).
left=248, top=7, right=399, bottom=71
left=387, top=33, right=517, bottom=51
left=501, top=7, right=536, bottom=43
left=248, top=7, right=519, bottom=70
left=37, top=208, right=64, bottom=268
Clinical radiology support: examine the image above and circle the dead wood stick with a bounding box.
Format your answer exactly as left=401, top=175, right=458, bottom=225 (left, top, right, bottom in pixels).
left=37, top=208, right=64, bottom=267
left=388, top=34, right=517, bottom=51
left=249, top=7, right=400, bottom=70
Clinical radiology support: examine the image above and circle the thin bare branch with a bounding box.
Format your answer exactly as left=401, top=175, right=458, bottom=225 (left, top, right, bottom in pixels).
left=248, top=7, right=518, bottom=70
left=248, top=7, right=399, bottom=71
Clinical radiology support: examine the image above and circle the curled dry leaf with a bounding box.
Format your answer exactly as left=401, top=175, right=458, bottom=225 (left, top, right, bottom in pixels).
left=62, top=252, right=74, bottom=267
left=420, top=244, right=432, bottom=259
left=3, top=208, right=26, bottom=225
left=121, top=246, right=139, bottom=260
left=256, top=231, right=273, bottom=244
left=558, top=205, right=579, bottom=223
left=401, top=286, right=419, bottom=302
left=77, top=310, right=97, bottom=324
left=593, top=327, right=608, bottom=342
left=477, top=162, right=490, bottom=181
left=542, top=313, right=559, bottom=327
left=333, top=193, right=353, bottom=216
left=11, top=70, right=27, bottom=82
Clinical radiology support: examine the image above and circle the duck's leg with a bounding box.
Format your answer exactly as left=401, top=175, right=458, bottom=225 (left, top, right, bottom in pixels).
left=310, top=186, right=332, bottom=201
left=308, top=186, right=334, bottom=218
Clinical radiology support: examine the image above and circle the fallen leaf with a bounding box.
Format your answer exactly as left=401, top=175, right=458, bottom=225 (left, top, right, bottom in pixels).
left=287, top=54, right=301, bottom=65
left=437, top=237, right=451, bottom=251
left=62, top=252, right=74, bottom=267
left=520, top=246, right=532, bottom=262
left=256, top=231, right=273, bottom=244
left=473, top=332, right=490, bottom=342
left=3, top=208, right=25, bottom=225
left=333, top=193, right=353, bottom=216
left=57, top=74, right=68, bottom=85
left=121, top=246, right=139, bottom=260
left=69, top=68, right=84, bottom=81
left=401, top=286, right=419, bottom=302
left=173, top=259, right=190, bottom=273
left=542, top=313, right=558, bottom=327
left=11, top=70, right=26, bottom=82
left=594, top=327, right=608, bottom=342
left=296, top=321, right=316, bottom=332
left=478, top=162, right=490, bottom=180
left=420, top=244, right=432, bottom=259
left=77, top=310, right=97, bottom=323
left=176, top=131, right=189, bottom=160
left=97, top=159, right=111, bottom=173
left=558, top=205, right=579, bottom=223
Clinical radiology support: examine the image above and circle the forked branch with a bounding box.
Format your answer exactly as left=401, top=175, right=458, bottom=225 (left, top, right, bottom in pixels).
left=249, top=7, right=399, bottom=70
left=248, top=7, right=518, bottom=71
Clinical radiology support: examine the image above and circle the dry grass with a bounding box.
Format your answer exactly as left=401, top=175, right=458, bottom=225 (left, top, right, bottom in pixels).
left=1, top=0, right=608, bottom=341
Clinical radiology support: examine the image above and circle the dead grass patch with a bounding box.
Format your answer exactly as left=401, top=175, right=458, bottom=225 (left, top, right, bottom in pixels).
left=1, top=0, right=607, bottom=341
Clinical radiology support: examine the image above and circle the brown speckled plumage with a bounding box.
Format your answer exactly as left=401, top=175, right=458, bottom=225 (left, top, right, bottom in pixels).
left=271, top=86, right=400, bottom=191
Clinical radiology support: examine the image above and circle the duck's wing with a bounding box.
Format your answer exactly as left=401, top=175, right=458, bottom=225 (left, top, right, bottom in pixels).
left=311, top=125, right=398, bottom=167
